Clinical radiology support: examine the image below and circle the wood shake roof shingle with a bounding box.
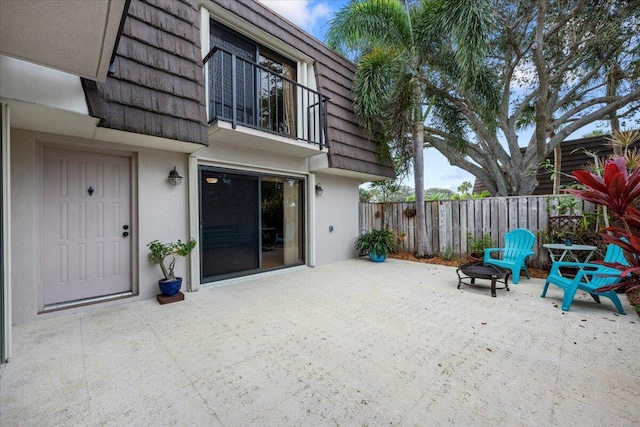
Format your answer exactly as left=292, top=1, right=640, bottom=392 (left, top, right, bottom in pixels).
left=82, top=0, right=207, bottom=145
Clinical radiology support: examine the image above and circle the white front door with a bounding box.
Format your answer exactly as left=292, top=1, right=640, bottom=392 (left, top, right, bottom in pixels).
left=42, top=147, right=132, bottom=306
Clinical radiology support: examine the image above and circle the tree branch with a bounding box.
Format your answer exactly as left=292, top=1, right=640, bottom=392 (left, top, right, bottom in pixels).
left=549, top=87, right=640, bottom=150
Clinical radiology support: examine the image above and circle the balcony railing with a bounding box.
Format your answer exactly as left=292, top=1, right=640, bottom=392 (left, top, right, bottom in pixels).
left=203, top=46, right=328, bottom=149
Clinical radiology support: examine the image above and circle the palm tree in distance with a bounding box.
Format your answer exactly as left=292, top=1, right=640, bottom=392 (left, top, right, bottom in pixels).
left=327, top=0, right=497, bottom=257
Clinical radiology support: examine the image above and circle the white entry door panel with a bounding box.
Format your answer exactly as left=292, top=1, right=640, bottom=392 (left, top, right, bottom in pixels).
left=43, top=147, right=131, bottom=306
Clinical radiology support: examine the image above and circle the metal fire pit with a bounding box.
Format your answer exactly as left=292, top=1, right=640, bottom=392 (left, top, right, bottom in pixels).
left=456, top=262, right=511, bottom=298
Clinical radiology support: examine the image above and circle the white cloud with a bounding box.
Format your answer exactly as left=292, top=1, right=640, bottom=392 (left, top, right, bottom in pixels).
left=257, top=0, right=333, bottom=36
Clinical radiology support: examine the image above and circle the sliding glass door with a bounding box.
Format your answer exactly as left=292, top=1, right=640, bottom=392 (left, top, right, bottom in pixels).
left=200, top=170, right=260, bottom=278
left=200, top=167, right=304, bottom=282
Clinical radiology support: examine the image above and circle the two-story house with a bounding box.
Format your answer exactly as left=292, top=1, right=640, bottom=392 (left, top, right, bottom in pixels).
left=0, top=0, right=393, bottom=362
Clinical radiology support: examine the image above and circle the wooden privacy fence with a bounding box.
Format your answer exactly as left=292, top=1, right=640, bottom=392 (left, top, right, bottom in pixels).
left=359, top=195, right=597, bottom=270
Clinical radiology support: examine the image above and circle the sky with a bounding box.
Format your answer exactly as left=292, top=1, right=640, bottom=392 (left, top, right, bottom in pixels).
left=256, top=0, right=600, bottom=192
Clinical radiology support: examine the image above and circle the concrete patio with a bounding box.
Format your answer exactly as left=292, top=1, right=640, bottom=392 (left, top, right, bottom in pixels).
left=1, top=258, right=639, bottom=426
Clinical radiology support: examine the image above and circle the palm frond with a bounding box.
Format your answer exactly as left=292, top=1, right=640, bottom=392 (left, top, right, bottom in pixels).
left=326, top=0, right=413, bottom=58
left=352, top=47, right=405, bottom=128
left=431, top=97, right=468, bottom=153
left=415, top=0, right=496, bottom=89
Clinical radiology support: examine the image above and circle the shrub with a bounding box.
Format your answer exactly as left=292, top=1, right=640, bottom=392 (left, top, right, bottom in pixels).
left=354, top=229, right=397, bottom=257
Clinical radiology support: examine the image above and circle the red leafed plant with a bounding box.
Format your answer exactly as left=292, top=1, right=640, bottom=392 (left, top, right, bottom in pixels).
left=570, top=157, right=640, bottom=293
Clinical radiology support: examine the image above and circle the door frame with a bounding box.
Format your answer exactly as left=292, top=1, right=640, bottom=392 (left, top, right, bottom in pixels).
left=194, top=161, right=308, bottom=286
left=36, top=141, right=139, bottom=312
left=1, top=103, right=11, bottom=363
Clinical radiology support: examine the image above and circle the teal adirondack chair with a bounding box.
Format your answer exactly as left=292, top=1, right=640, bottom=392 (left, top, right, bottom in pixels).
left=541, top=244, right=627, bottom=314
left=483, top=228, right=536, bottom=284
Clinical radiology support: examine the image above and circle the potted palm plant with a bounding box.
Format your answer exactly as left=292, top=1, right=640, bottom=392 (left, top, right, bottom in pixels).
left=354, top=229, right=397, bottom=262
left=147, top=238, right=197, bottom=296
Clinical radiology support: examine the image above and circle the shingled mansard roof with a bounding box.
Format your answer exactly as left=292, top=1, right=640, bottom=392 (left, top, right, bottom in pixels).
left=82, top=0, right=208, bottom=145
left=81, top=0, right=394, bottom=179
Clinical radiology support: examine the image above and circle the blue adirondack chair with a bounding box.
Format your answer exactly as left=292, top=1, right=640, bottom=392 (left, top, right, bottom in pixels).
left=483, top=228, right=536, bottom=284
left=541, top=244, right=627, bottom=314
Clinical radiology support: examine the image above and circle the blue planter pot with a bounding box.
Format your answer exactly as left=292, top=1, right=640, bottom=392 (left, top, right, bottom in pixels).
left=368, top=252, right=387, bottom=262
left=158, top=277, right=182, bottom=296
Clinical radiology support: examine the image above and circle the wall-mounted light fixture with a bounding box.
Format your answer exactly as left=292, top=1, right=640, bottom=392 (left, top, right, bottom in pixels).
left=168, top=166, right=183, bottom=186
left=315, top=183, right=324, bottom=196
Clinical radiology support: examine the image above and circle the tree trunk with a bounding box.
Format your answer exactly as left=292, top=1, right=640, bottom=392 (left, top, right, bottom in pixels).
left=553, top=145, right=561, bottom=194
left=607, top=62, right=623, bottom=155
left=533, top=0, right=550, bottom=161
left=413, top=120, right=429, bottom=257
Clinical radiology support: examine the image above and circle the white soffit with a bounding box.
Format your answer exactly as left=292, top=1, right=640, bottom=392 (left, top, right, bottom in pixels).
left=0, top=0, right=127, bottom=82
left=3, top=99, right=204, bottom=154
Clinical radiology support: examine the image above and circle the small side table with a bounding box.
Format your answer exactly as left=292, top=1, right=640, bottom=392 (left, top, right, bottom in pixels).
left=543, top=243, right=598, bottom=263
left=456, top=262, right=510, bottom=298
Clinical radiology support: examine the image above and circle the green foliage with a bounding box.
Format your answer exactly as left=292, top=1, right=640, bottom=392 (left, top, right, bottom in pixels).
left=359, top=188, right=373, bottom=203
left=424, top=192, right=453, bottom=201
left=441, top=246, right=455, bottom=261
left=582, top=130, right=606, bottom=138
left=366, top=181, right=415, bottom=202
left=451, top=190, right=490, bottom=200
left=547, top=195, right=581, bottom=216
left=354, top=229, right=397, bottom=257
left=457, top=181, right=472, bottom=195
left=147, top=238, right=197, bottom=281
left=466, top=232, right=495, bottom=255
left=405, top=186, right=489, bottom=201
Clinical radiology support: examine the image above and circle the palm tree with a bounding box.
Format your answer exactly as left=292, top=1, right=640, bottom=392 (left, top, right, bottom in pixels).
left=327, top=0, right=496, bottom=257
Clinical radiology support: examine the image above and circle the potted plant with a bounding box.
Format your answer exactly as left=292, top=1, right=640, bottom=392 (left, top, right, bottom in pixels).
left=354, top=229, right=397, bottom=262
left=466, top=232, right=495, bottom=262
left=147, top=238, right=197, bottom=296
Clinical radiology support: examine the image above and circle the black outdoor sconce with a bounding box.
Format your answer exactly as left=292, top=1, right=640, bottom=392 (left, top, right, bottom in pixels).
left=315, top=183, right=324, bottom=196
left=168, top=167, right=183, bottom=186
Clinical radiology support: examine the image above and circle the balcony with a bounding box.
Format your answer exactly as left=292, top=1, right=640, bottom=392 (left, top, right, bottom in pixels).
left=203, top=46, right=328, bottom=156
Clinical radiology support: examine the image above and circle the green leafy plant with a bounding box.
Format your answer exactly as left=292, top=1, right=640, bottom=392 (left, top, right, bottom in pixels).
left=548, top=194, right=581, bottom=216
left=354, top=229, right=397, bottom=257
left=147, top=238, right=197, bottom=281
left=441, top=246, right=455, bottom=261
left=466, top=232, right=495, bottom=255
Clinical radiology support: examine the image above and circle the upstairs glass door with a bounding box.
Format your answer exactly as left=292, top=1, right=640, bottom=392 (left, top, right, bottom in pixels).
left=258, top=50, right=297, bottom=138
left=210, top=21, right=256, bottom=126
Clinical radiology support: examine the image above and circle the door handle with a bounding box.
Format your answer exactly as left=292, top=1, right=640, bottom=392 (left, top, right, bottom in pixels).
left=122, top=231, right=129, bottom=237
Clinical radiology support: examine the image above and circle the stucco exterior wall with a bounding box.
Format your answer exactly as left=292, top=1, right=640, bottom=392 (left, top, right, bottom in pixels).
left=193, top=141, right=309, bottom=175
left=10, top=129, right=190, bottom=324
left=10, top=129, right=38, bottom=324
left=313, top=173, right=360, bottom=265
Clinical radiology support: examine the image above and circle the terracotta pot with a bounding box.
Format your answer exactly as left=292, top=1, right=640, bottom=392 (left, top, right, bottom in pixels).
left=468, top=253, right=483, bottom=263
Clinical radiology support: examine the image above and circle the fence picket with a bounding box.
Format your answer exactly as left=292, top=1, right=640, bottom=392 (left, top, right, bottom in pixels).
left=459, top=201, right=468, bottom=256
